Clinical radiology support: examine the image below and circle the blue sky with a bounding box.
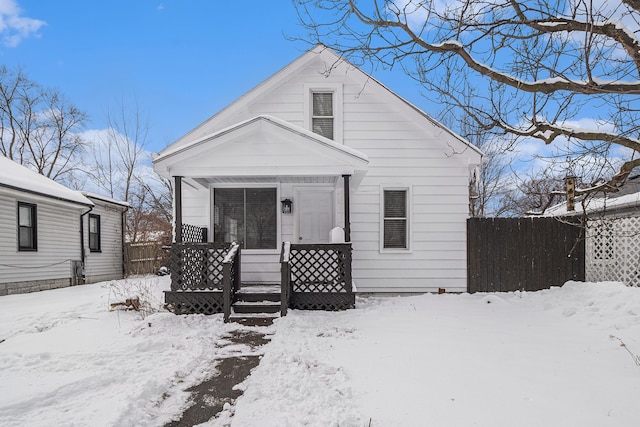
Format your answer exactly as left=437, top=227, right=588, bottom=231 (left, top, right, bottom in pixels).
left=0, top=0, right=426, bottom=154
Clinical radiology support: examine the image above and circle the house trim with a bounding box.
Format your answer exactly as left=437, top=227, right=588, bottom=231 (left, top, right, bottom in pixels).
left=379, top=185, right=413, bottom=253
left=303, top=83, right=344, bottom=143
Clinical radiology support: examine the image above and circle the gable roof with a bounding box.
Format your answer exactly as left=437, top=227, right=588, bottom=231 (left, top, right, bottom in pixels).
left=82, top=191, right=130, bottom=209
left=0, top=156, right=93, bottom=207
left=154, top=115, right=369, bottom=185
left=156, top=45, right=483, bottom=159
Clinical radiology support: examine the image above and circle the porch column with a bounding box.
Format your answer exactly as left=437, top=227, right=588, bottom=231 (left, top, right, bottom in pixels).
left=174, top=176, right=183, bottom=243
left=342, top=174, right=351, bottom=242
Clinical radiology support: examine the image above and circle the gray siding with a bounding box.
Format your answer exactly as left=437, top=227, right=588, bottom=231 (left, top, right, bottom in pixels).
left=0, top=187, right=85, bottom=287
left=84, top=199, right=126, bottom=283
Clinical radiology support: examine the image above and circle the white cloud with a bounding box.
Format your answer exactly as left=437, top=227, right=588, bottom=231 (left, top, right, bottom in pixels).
left=0, top=0, right=45, bottom=47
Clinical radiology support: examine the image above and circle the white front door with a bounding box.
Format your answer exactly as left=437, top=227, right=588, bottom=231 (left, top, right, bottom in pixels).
left=297, top=189, right=334, bottom=243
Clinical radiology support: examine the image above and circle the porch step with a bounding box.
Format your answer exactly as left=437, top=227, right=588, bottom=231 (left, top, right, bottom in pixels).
left=229, top=283, right=282, bottom=326
left=233, top=301, right=281, bottom=314
left=236, top=283, right=281, bottom=303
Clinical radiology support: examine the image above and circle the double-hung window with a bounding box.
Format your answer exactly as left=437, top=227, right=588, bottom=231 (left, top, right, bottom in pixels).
left=382, top=189, right=410, bottom=250
left=214, top=188, right=277, bottom=249
left=18, top=202, right=37, bottom=251
left=311, top=92, right=334, bottom=140
left=89, top=214, right=101, bottom=252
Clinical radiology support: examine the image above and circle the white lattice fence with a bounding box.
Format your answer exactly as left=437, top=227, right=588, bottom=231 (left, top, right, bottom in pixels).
left=586, top=217, right=640, bottom=287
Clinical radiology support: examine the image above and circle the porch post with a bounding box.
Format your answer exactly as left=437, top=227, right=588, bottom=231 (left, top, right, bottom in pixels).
left=174, top=176, right=183, bottom=243
left=342, top=174, right=351, bottom=242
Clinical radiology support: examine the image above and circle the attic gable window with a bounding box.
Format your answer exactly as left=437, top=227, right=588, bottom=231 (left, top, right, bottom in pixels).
left=18, top=202, right=37, bottom=251
left=312, top=92, right=334, bottom=140
left=304, top=83, right=343, bottom=143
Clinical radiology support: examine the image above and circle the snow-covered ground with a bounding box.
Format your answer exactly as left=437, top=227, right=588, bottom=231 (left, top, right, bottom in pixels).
left=1, top=278, right=640, bottom=426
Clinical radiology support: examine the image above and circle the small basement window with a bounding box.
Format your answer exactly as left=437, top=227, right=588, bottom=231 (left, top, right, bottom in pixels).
left=18, top=202, right=37, bottom=251
left=382, top=189, right=409, bottom=250
left=89, top=214, right=101, bottom=252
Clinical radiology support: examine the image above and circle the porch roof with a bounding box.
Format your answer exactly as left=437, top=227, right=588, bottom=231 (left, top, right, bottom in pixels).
left=153, top=115, right=369, bottom=186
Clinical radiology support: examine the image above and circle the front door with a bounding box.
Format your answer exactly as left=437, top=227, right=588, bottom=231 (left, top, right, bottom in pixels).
left=297, top=189, right=334, bottom=243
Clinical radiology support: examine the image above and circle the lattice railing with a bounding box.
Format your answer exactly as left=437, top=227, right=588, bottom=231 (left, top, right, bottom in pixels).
left=586, top=217, right=640, bottom=287
left=279, top=243, right=353, bottom=310
left=181, top=223, right=208, bottom=243
left=168, top=242, right=232, bottom=291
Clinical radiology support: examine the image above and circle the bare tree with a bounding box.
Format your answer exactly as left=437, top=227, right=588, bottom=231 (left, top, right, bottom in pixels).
left=295, top=0, right=640, bottom=198
left=0, top=66, right=87, bottom=179
left=83, top=99, right=171, bottom=242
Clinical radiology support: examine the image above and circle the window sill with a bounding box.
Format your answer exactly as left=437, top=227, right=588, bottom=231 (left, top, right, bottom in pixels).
left=90, top=249, right=102, bottom=253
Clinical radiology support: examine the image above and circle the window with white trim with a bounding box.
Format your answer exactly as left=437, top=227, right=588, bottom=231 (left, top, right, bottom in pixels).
left=304, top=83, right=343, bottom=143
left=382, top=189, right=409, bottom=249
left=213, top=188, right=277, bottom=249
left=18, top=202, right=37, bottom=251
left=311, top=92, right=334, bottom=139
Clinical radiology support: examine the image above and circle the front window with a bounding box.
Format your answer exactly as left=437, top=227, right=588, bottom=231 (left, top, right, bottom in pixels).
left=214, top=188, right=277, bottom=249
left=383, top=189, right=409, bottom=249
left=89, top=214, right=101, bottom=252
left=18, top=202, right=37, bottom=251
left=311, top=92, right=334, bottom=140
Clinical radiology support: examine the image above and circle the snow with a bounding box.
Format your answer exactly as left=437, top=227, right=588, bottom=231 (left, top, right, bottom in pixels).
left=2, top=277, right=640, bottom=426
left=0, top=156, right=93, bottom=206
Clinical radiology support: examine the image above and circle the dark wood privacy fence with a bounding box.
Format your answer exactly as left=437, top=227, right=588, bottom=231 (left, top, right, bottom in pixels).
left=467, top=217, right=585, bottom=293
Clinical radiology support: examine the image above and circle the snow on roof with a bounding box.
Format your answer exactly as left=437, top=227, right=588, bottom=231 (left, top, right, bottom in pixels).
left=82, top=191, right=130, bottom=208
left=0, top=156, right=93, bottom=206
left=154, top=114, right=370, bottom=163
left=544, top=189, right=640, bottom=217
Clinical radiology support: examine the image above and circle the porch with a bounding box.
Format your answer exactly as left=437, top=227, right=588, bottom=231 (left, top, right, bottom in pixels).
left=164, top=229, right=355, bottom=323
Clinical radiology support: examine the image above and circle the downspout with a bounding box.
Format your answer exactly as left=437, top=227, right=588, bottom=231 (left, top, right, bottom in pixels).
left=80, top=206, right=94, bottom=282
left=121, top=205, right=129, bottom=277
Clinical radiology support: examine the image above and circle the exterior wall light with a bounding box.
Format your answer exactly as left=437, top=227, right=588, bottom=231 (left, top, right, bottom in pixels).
left=281, top=198, right=293, bottom=214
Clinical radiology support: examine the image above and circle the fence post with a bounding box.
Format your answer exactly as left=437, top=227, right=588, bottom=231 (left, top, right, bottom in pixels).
left=223, top=262, right=231, bottom=322
left=280, top=242, right=291, bottom=317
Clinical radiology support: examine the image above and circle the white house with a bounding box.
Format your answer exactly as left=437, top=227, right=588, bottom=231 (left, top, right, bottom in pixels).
left=0, top=156, right=127, bottom=295
left=153, top=45, right=482, bottom=296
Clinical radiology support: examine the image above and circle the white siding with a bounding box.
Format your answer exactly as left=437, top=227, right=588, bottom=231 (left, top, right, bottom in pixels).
left=84, top=199, right=125, bottom=283
left=169, top=50, right=480, bottom=293
left=0, top=187, right=84, bottom=285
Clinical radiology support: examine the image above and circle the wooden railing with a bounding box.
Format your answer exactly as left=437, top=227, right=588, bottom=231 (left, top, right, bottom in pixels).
left=168, top=242, right=231, bottom=291
left=280, top=242, right=354, bottom=311
left=223, top=242, right=241, bottom=322
left=280, top=242, right=291, bottom=317
left=181, top=223, right=208, bottom=243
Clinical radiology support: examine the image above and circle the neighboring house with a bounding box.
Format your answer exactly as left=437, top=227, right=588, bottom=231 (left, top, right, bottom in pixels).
left=0, top=156, right=128, bottom=296
left=154, top=44, right=482, bottom=301
left=545, top=175, right=640, bottom=287
left=82, top=192, right=129, bottom=284
left=545, top=174, right=640, bottom=218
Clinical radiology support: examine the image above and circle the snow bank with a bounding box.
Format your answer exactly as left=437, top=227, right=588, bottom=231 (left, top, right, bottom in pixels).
left=1, top=279, right=639, bottom=426
left=233, top=282, right=640, bottom=426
